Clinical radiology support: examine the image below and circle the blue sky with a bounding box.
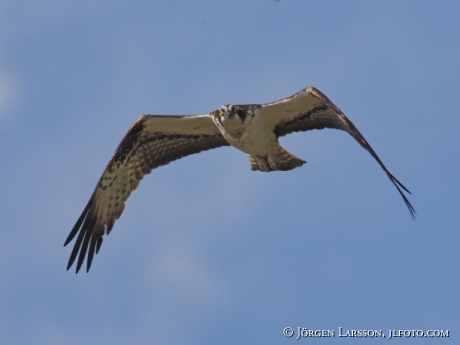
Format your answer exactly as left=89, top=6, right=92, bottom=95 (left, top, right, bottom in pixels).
left=1, top=1, right=459, bottom=344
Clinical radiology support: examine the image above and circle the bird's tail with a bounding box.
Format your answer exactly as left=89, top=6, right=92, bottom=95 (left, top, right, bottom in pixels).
left=248, top=147, right=306, bottom=172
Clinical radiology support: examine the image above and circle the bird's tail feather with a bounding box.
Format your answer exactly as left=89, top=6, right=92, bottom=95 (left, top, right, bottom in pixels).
left=248, top=147, right=306, bottom=172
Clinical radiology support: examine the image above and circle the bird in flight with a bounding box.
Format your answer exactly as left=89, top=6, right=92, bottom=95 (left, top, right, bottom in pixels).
left=64, top=86, right=415, bottom=273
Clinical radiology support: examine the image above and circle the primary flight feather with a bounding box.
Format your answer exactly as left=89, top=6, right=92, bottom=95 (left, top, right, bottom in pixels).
left=65, top=87, right=415, bottom=273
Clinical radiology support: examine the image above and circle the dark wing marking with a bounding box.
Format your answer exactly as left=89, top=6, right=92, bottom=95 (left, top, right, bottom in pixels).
left=64, top=114, right=229, bottom=273
left=261, top=87, right=415, bottom=219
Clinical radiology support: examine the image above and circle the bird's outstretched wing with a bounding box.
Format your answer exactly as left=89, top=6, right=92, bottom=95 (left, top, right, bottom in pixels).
left=253, top=86, right=415, bottom=219
left=64, top=114, right=228, bottom=273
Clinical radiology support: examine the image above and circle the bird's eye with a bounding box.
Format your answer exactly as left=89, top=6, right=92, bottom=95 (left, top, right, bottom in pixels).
left=219, top=109, right=225, bottom=116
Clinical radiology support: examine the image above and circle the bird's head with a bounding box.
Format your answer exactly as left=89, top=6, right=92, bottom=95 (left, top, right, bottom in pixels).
left=218, top=104, right=245, bottom=123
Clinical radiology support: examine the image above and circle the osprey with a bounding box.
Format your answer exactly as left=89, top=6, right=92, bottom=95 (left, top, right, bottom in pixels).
left=65, top=87, right=415, bottom=273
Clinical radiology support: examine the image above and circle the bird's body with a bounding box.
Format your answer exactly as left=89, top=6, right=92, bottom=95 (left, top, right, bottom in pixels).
left=65, top=86, right=415, bottom=273
left=213, top=104, right=300, bottom=171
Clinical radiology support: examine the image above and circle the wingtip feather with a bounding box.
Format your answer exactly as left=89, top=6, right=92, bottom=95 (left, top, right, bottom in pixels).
left=388, top=174, right=416, bottom=220
left=64, top=199, right=93, bottom=247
